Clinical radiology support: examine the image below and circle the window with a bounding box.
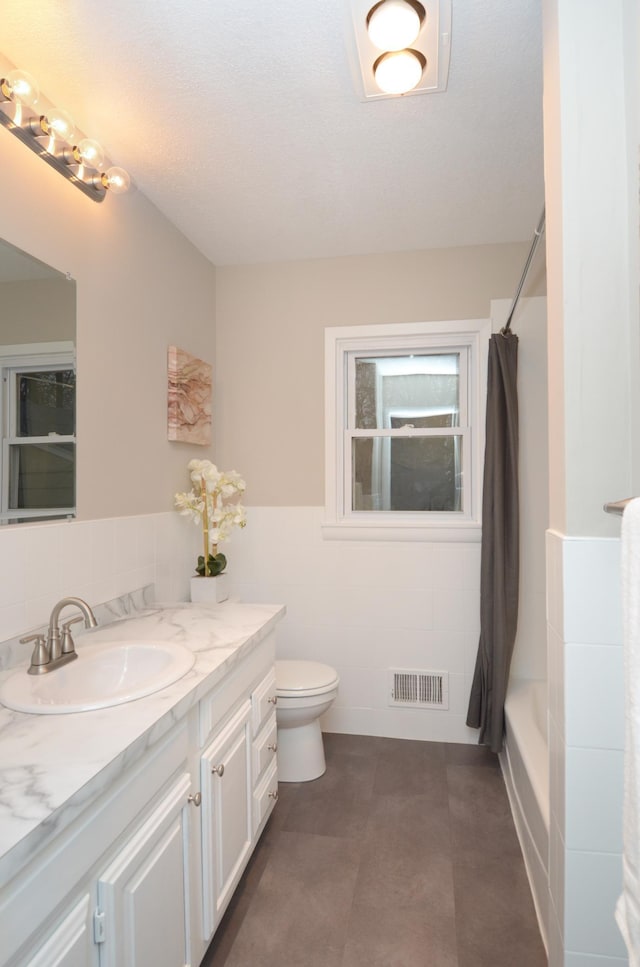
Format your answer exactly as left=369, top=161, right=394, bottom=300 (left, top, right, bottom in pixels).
left=324, top=320, right=490, bottom=540
left=0, top=343, right=75, bottom=524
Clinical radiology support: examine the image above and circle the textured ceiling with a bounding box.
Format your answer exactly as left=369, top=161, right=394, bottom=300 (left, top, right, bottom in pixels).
left=1, top=0, right=544, bottom=266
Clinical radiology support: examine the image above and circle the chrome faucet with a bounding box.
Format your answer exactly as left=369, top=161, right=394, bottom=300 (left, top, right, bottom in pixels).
left=20, top=597, right=98, bottom=675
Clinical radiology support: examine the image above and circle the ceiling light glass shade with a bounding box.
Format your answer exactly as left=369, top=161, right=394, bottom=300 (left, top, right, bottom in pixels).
left=367, top=0, right=423, bottom=52
left=101, top=166, right=130, bottom=194
left=42, top=108, right=76, bottom=144
left=1, top=69, right=39, bottom=108
left=75, top=138, right=105, bottom=169
left=373, top=49, right=425, bottom=94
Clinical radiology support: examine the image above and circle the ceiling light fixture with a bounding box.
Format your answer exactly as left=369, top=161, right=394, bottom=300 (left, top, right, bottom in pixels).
left=367, top=0, right=424, bottom=52
left=349, top=0, right=451, bottom=100
left=0, top=60, right=129, bottom=203
left=373, top=48, right=426, bottom=95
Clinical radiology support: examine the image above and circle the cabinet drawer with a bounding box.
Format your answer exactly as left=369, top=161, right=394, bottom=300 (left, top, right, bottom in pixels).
left=252, top=713, right=278, bottom=783
left=199, top=635, right=275, bottom=746
left=251, top=668, right=277, bottom=737
left=253, top=758, right=278, bottom=836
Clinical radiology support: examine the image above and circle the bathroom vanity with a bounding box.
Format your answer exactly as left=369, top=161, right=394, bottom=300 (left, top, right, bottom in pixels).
left=0, top=601, right=284, bottom=967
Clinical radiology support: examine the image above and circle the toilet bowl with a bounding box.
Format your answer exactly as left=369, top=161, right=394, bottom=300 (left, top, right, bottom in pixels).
left=275, top=660, right=339, bottom=782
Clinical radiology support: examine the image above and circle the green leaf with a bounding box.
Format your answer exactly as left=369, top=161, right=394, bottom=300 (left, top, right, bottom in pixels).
left=195, top=552, right=227, bottom=577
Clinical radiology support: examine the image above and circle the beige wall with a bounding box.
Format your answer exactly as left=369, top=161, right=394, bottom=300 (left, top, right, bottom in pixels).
left=215, top=243, right=546, bottom=505
left=1, top=118, right=216, bottom=520
left=0, top=278, right=75, bottom=345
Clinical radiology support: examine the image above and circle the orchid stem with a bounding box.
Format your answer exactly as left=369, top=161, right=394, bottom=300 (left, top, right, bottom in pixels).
left=200, top=474, right=210, bottom=577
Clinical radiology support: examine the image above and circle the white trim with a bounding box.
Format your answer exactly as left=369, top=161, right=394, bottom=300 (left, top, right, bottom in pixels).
left=0, top=341, right=75, bottom=367
left=324, top=319, right=490, bottom=539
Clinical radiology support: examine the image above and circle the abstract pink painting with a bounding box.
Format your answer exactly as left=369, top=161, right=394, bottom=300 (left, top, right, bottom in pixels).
left=167, top=346, right=212, bottom=445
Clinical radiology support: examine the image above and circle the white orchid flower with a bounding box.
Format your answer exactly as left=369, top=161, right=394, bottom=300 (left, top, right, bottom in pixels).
left=177, top=461, right=247, bottom=575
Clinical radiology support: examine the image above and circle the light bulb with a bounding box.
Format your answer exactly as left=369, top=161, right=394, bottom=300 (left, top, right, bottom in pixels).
left=367, top=0, right=423, bottom=52
left=42, top=108, right=76, bottom=144
left=101, top=166, right=130, bottom=194
left=74, top=138, right=105, bottom=170
left=373, top=49, right=424, bottom=95
left=1, top=69, right=39, bottom=108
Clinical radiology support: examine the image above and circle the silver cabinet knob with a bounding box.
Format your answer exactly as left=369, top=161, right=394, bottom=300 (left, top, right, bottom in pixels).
left=267, top=695, right=278, bottom=705
left=268, top=789, right=279, bottom=801
left=268, top=742, right=278, bottom=753
left=188, top=792, right=202, bottom=807
left=211, top=764, right=225, bottom=777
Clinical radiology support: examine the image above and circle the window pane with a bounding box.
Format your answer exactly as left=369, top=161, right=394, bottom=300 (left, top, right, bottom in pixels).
left=352, top=436, right=462, bottom=512
left=9, top=443, right=75, bottom=509
left=16, top=370, right=75, bottom=437
left=354, top=354, right=460, bottom=430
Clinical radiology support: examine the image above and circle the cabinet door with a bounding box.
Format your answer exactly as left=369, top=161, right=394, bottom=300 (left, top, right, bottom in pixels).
left=96, top=772, right=192, bottom=967
left=201, top=700, right=252, bottom=941
left=17, top=894, right=96, bottom=967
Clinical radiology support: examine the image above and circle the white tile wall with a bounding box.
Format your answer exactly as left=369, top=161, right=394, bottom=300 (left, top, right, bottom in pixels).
left=547, top=531, right=626, bottom=966
left=565, top=955, right=628, bottom=966
left=565, top=644, right=625, bottom=751
left=0, top=512, right=200, bottom=655
left=564, top=850, right=627, bottom=958
left=229, top=505, right=545, bottom=744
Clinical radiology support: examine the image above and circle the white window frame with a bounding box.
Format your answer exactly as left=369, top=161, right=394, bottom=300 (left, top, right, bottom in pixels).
left=323, top=320, right=490, bottom=542
left=0, top=341, right=76, bottom=523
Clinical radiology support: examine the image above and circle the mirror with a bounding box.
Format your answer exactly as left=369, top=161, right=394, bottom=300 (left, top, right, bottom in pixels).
left=0, top=238, right=76, bottom=524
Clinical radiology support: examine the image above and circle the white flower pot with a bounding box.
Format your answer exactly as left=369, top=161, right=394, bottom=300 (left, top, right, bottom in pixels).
left=190, top=573, right=229, bottom=604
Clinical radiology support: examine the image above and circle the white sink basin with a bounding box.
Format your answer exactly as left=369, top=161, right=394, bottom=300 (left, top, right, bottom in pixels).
left=0, top=640, right=196, bottom=714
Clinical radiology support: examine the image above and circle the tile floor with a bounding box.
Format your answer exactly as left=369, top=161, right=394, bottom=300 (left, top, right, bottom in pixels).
left=202, top=733, right=547, bottom=967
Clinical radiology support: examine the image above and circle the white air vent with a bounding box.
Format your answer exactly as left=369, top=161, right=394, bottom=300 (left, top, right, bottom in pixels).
left=389, top=669, right=449, bottom=709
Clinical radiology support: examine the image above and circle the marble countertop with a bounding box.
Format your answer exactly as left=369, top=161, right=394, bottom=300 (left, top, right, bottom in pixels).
left=0, top=600, right=285, bottom=889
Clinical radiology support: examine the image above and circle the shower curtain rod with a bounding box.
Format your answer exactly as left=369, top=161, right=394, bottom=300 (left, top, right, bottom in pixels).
left=502, top=208, right=546, bottom=334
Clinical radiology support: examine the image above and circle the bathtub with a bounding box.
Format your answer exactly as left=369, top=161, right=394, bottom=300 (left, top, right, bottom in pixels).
left=500, top=678, right=549, bottom=952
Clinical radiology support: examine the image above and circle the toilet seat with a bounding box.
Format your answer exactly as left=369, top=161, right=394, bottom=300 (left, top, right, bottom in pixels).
left=276, top=660, right=339, bottom=698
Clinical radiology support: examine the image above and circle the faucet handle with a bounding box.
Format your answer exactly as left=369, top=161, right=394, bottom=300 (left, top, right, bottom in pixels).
left=61, top=615, right=84, bottom=655
left=20, top=633, right=48, bottom=672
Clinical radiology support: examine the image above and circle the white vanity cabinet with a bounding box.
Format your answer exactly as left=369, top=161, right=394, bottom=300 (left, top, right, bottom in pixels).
left=95, top=771, right=193, bottom=967
left=201, top=700, right=253, bottom=938
left=4, top=723, right=194, bottom=967
left=0, top=617, right=281, bottom=967
left=196, top=635, right=278, bottom=947
left=17, top=894, right=96, bottom=967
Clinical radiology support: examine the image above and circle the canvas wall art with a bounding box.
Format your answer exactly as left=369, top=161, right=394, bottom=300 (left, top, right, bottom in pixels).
left=167, top=346, right=212, bottom=445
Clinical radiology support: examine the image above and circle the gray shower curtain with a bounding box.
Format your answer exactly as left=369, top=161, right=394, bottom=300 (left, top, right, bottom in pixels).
left=466, top=331, right=519, bottom=753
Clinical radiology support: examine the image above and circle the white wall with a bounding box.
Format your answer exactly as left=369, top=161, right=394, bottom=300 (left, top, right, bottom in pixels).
left=542, top=0, right=639, bottom=963
left=221, top=296, right=548, bottom=743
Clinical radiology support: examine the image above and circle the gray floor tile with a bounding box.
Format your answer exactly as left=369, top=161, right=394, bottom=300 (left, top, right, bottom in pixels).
left=342, top=902, right=459, bottom=967
left=373, top=749, right=449, bottom=801
left=447, top=763, right=523, bottom=863
left=201, top=733, right=547, bottom=967
left=445, top=742, right=501, bottom=768
left=453, top=857, right=547, bottom=967
left=364, top=790, right=453, bottom=856
left=354, top=845, right=456, bottom=916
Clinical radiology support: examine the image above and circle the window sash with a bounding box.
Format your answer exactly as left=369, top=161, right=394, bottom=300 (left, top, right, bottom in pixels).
left=0, top=345, right=76, bottom=522
left=324, top=319, right=489, bottom=541
left=345, top=427, right=470, bottom=516
left=346, top=346, right=469, bottom=431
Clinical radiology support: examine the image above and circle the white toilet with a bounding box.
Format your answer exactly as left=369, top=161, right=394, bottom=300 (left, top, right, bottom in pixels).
left=275, top=660, right=339, bottom=782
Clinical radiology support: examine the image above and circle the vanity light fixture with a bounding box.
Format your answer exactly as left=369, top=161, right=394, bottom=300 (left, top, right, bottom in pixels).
left=0, top=62, right=130, bottom=203
left=349, top=0, right=451, bottom=100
